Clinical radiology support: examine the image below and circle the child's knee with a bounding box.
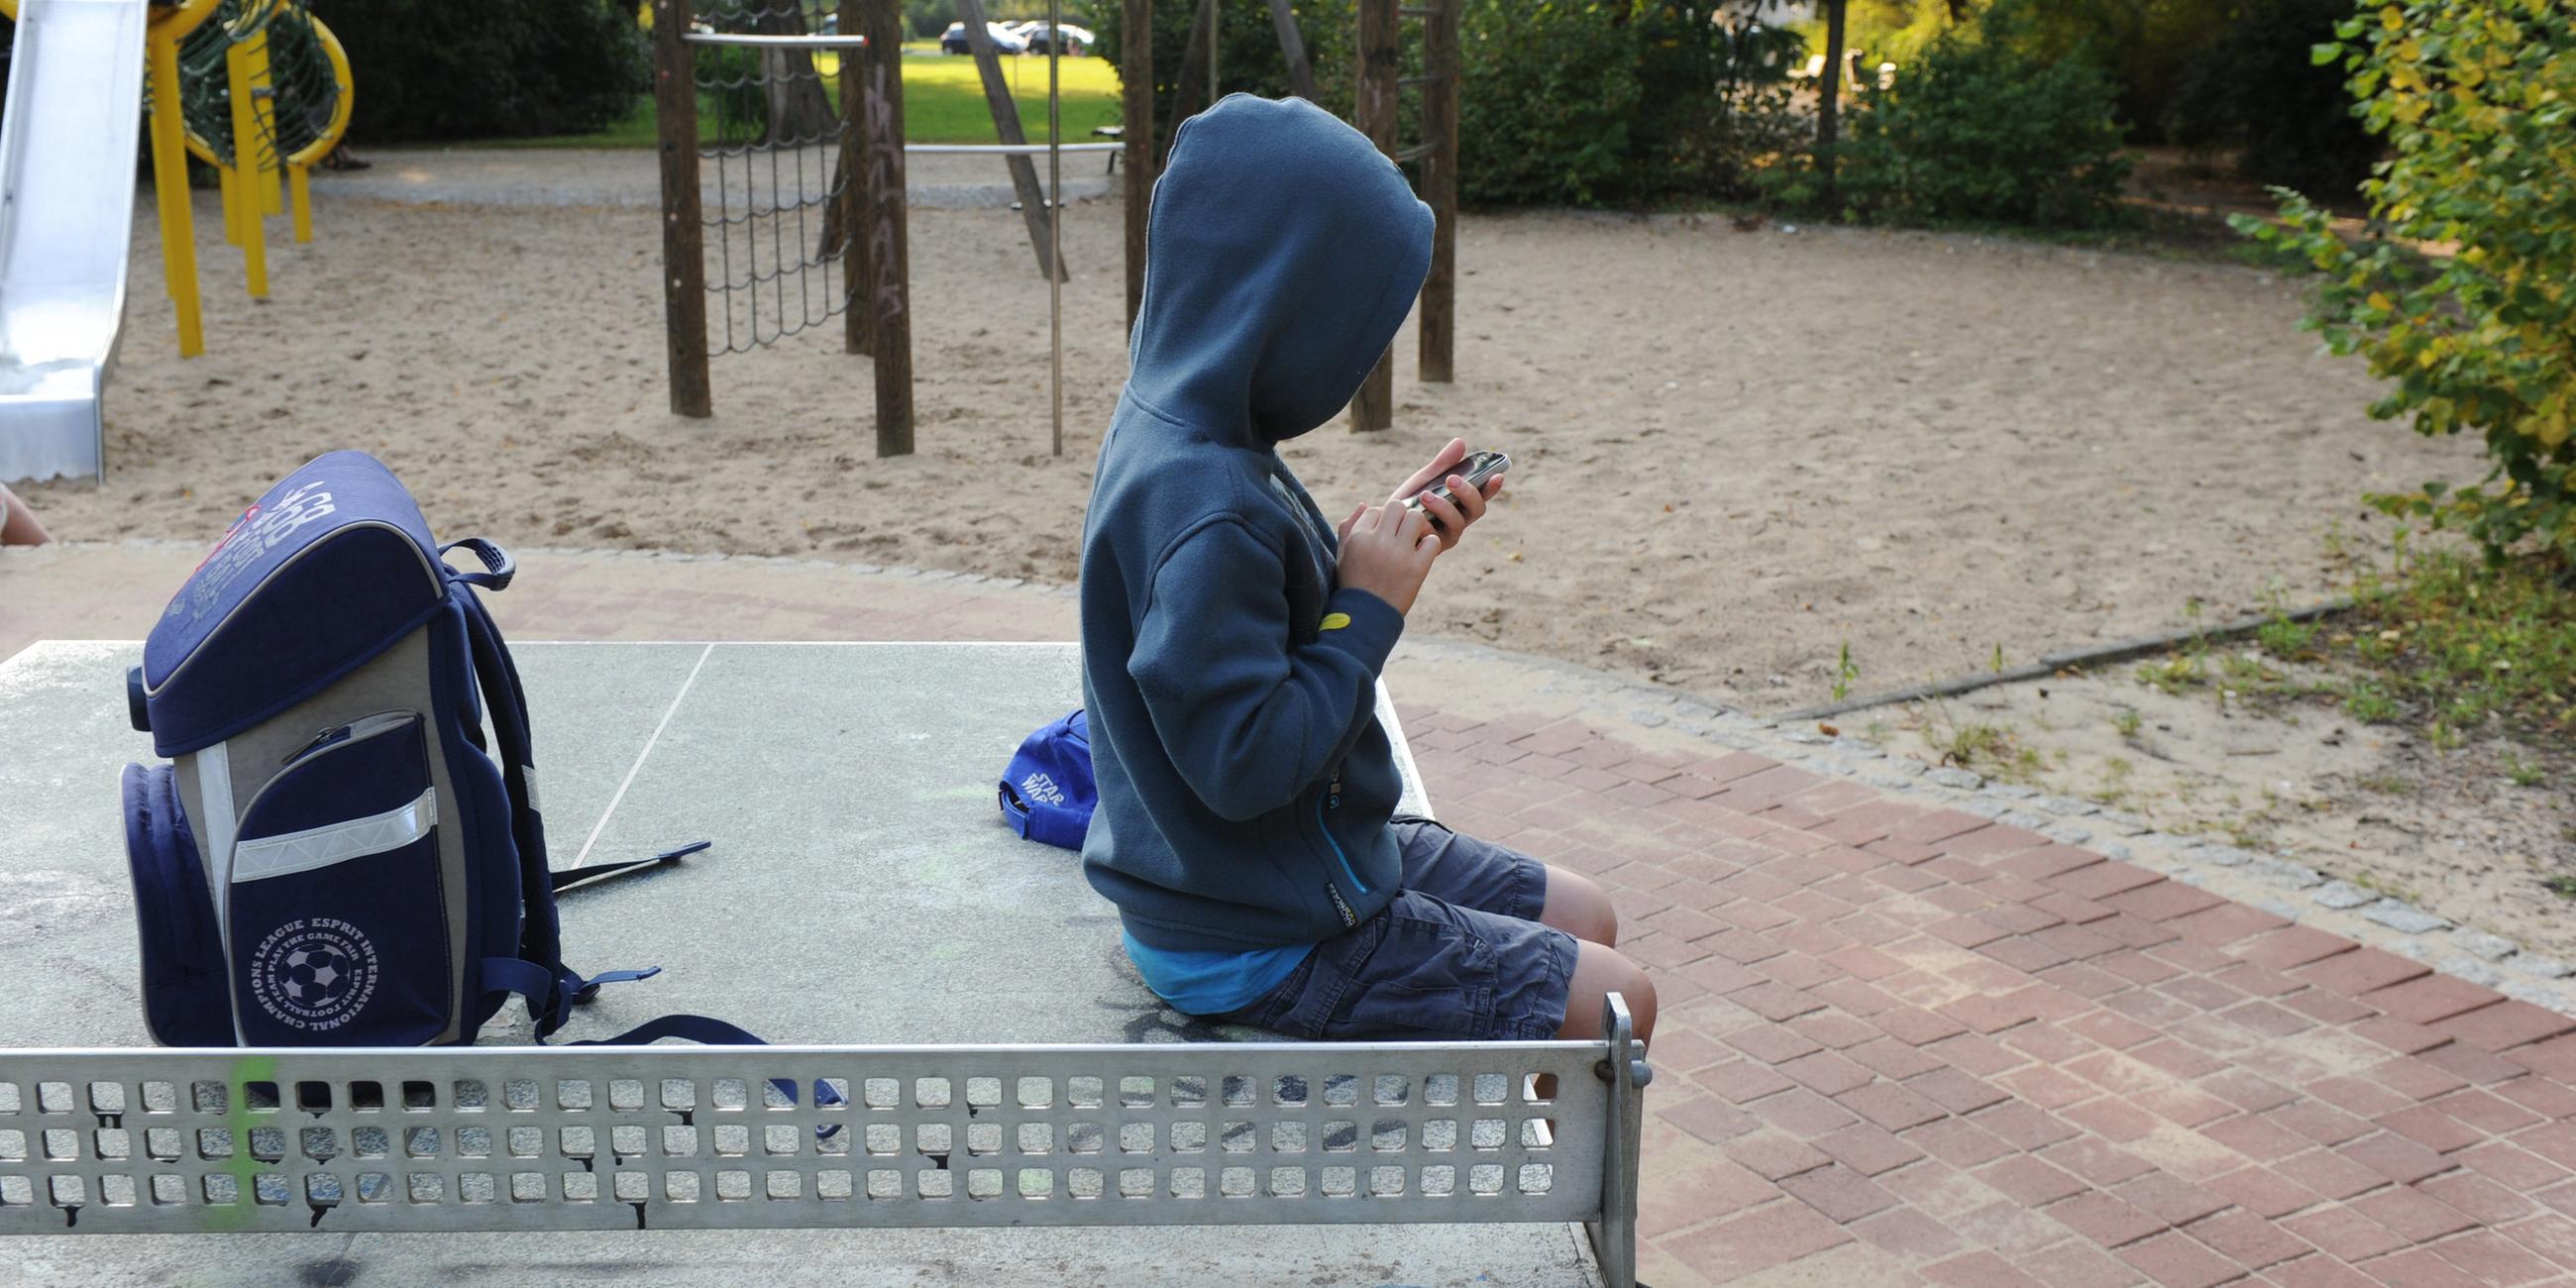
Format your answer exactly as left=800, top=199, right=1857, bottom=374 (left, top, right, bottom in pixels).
left=1557, top=942, right=1657, bottom=1043
left=1544, top=867, right=1619, bottom=946
left=1622, top=966, right=1658, bottom=1043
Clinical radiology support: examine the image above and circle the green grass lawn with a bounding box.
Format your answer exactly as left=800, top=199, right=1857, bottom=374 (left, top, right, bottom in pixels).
left=484, top=46, right=1122, bottom=150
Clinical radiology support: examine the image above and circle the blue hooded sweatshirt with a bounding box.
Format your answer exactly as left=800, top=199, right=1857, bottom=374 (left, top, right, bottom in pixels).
left=1078, top=94, right=1435, bottom=974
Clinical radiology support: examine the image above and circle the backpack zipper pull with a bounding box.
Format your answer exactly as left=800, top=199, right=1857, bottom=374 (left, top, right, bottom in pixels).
left=280, top=711, right=416, bottom=765
left=283, top=724, right=343, bottom=765
left=1328, top=764, right=1342, bottom=809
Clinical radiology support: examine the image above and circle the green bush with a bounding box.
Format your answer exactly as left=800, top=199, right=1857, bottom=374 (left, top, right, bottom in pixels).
left=1094, top=0, right=1358, bottom=160
left=1460, top=2, right=1801, bottom=207
left=2005, top=0, right=2224, bottom=147
left=1455, top=2, right=1644, bottom=206
left=1094, top=2, right=1797, bottom=208
left=1822, top=0, right=2130, bottom=227
left=311, top=0, right=647, bottom=144
left=2235, top=0, right=2576, bottom=563
left=2166, top=0, right=2378, bottom=201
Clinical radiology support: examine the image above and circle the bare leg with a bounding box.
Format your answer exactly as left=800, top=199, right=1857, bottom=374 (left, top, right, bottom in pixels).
left=1553, top=940, right=1657, bottom=1044
left=1537, top=864, right=1618, bottom=946
left=0, top=484, right=51, bottom=546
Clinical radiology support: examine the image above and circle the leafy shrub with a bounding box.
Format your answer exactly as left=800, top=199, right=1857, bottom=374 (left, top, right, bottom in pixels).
left=1462, top=2, right=1802, bottom=207
left=2235, top=0, right=2576, bottom=563
left=1810, top=1, right=2127, bottom=227
left=2166, top=0, right=2378, bottom=201
left=906, top=0, right=950, bottom=39
left=1094, top=0, right=1358, bottom=160
left=1454, top=2, right=1646, bottom=206
left=311, top=0, right=647, bottom=144
left=1095, top=1, right=1797, bottom=208
left=2005, top=0, right=2224, bottom=147
left=1837, top=0, right=1968, bottom=68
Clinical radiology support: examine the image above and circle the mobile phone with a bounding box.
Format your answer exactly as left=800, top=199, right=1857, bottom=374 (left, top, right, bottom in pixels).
left=1403, top=451, right=1511, bottom=527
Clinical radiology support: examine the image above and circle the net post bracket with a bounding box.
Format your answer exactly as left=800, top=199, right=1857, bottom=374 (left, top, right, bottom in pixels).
left=1586, top=992, right=1647, bottom=1288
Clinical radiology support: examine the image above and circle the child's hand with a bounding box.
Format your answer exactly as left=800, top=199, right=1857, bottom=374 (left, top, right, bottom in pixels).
left=1392, top=437, right=1503, bottom=552
left=1335, top=501, right=1441, bottom=615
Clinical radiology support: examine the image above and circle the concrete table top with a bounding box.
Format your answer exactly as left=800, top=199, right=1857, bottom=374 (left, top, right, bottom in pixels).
left=0, top=640, right=1599, bottom=1286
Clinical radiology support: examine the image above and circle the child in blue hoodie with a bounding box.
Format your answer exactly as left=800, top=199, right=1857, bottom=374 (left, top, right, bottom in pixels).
left=1078, top=96, right=1657, bottom=1045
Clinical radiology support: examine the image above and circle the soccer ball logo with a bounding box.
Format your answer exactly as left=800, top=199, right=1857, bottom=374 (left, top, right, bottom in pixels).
left=280, top=945, right=353, bottom=1007
left=250, top=921, right=378, bottom=1029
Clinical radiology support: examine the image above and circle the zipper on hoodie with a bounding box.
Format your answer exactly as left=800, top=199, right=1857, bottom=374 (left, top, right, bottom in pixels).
left=1316, top=761, right=1370, bottom=905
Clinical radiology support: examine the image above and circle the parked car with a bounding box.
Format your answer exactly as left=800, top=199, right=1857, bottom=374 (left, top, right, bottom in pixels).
left=940, top=21, right=1029, bottom=54
left=1020, top=22, right=1094, bottom=54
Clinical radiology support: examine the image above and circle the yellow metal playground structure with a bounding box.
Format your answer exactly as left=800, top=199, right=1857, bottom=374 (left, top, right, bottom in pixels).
left=0, top=0, right=352, bottom=357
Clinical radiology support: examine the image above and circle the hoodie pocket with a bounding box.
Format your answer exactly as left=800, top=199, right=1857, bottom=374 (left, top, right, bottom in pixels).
left=228, top=711, right=451, bottom=1045
left=1314, top=762, right=1372, bottom=895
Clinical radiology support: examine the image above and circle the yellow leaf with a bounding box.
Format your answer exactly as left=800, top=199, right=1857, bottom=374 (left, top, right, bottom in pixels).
left=2540, top=408, right=2573, bottom=449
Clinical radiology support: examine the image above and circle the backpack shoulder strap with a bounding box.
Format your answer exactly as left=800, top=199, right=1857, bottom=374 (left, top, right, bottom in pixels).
left=448, top=545, right=685, bottom=1035
left=446, top=545, right=580, bottom=1033
left=569, top=1015, right=848, bottom=1127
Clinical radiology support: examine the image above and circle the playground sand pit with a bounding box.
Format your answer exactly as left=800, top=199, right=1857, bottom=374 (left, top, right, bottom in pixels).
left=1870, top=659, right=2576, bottom=964
left=33, top=186, right=2483, bottom=714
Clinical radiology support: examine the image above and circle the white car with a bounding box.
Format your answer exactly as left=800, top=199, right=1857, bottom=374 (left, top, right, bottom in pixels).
left=940, top=21, right=1029, bottom=54
left=1019, top=22, right=1094, bottom=54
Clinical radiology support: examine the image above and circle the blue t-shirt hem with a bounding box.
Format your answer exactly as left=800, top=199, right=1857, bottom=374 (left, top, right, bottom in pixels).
left=1122, top=929, right=1312, bottom=1017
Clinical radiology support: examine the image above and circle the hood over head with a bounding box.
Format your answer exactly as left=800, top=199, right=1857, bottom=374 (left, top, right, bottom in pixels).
left=1126, top=94, right=1434, bottom=444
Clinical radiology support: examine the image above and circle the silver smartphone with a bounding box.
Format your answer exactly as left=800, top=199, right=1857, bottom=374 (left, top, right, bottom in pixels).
left=1403, top=451, right=1510, bottom=528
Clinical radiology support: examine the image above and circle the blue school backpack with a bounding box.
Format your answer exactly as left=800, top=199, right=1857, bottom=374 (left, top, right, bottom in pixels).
left=120, top=451, right=734, bottom=1049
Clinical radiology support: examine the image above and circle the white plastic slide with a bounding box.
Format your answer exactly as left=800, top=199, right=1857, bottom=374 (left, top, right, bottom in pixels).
left=0, top=0, right=149, bottom=483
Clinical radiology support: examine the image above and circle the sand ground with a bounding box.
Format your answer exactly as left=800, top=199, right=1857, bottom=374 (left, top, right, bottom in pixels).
left=1874, top=659, right=2576, bottom=964
left=26, top=170, right=2485, bottom=715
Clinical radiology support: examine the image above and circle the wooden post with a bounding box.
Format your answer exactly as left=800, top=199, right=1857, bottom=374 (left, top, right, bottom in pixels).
left=1417, top=0, right=1456, bottom=382
left=860, top=0, right=914, bottom=457
left=1049, top=0, right=1065, bottom=456
left=1348, top=0, right=1398, bottom=432
left=1818, top=0, right=1847, bottom=204
left=1263, top=0, right=1318, bottom=102
left=839, top=0, right=869, bottom=355
left=1165, top=0, right=1215, bottom=165
left=652, top=0, right=712, bottom=417
left=1121, top=0, right=1154, bottom=332
left=957, top=0, right=1068, bottom=280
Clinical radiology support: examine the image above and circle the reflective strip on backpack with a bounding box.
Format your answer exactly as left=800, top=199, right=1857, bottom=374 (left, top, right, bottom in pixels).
left=235, top=789, right=438, bottom=883
left=200, top=742, right=237, bottom=925
left=196, top=741, right=247, bottom=1045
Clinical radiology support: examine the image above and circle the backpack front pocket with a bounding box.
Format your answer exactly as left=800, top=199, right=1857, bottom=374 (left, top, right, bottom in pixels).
left=229, top=711, right=451, bottom=1044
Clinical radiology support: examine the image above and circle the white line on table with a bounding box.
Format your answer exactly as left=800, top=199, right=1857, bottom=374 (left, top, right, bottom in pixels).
left=569, top=642, right=714, bottom=869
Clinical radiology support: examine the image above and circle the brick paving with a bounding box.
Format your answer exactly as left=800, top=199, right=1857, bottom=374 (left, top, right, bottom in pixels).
left=1399, top=706, right=2576, bottom=1287
left=18, top=542, right=2576, bottom=1285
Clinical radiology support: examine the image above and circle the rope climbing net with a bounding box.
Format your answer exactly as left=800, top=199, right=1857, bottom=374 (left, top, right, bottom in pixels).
left=693, top=0, right=861, bottom=356
left=173, top=0, right=345, bottom=173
